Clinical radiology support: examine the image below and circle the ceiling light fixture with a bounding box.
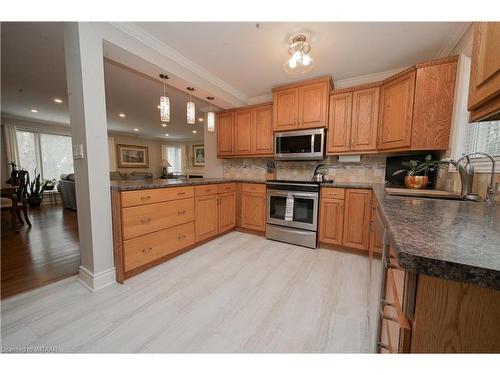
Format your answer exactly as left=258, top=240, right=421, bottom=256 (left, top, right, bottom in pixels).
left=284, top=34, right=314, bottom=75
left=206, top=96, right=215, bottom=132
left=165, top=133, right=169, bottom=137
left=133, top=128, right=139, bottom=132
left=186, top=87, right=196, bottom=125
left=119, top=113, right=126, bottom=118
left=192, top=130, right=197, bottom=134
left=162, top=123, right=167, bottom=127
left=159, top=74, right=170, bottom=123
left=198, top=117, right=204, bottom=122
left=30, top=108, right=38, bottom=113
left=53, top=98, right=63, bottom=103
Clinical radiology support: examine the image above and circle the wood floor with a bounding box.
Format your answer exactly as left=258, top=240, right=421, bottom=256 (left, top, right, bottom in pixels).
left=1, top=232, right=381, bottom=353
left=1, top=205, right=80, bottom=299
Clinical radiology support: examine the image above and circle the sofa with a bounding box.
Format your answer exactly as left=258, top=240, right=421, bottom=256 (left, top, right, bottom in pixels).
left=58, top=174, right=77, bottom=211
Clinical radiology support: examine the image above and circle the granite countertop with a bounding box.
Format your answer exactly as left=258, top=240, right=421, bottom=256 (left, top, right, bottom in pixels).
left=109, top=178, right=500, bottom=290
left=371, top=184, right=500, bottom=290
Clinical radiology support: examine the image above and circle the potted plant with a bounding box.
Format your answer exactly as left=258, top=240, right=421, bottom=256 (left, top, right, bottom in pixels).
left=44, top=179, right=57, bottom=191
left=27, top=170, right=49, bottom=207
left=393, top=155, right=449, bottom=189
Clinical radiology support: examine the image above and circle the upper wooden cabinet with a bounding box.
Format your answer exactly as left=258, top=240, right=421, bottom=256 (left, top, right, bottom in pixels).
left=327, top=87, right=379, bottom=154
left=468, top=22, right=500, bottom=122
left=217, top=112, right=234, bottom=156
left=377, top=69, right=416, bottom=151
left=272, top=77, right=332, bottom=131
left=216, top=103, right=273, bottom=158
left=411, top=56, right=458, bottom=150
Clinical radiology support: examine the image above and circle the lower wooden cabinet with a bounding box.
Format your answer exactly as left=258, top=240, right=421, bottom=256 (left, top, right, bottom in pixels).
left=195, top=194, right=218, bottom=242
left=369, top=200, right=383, bottom=255
left=240, top=185, right=266, bottom=232
left=343, top=189, right=373, bottom=250
left=319, top=198, right=344, bottom=246
left=218, top=191, right=236, bottom=233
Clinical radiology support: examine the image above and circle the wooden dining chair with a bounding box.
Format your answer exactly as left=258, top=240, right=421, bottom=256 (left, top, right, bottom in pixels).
left=15, top=170, right=31, bottom=227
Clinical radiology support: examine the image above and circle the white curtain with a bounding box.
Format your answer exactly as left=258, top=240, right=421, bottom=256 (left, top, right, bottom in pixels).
left=108, top=136, right=117, bottom=171
left=2, top=123, right=20, bottom=167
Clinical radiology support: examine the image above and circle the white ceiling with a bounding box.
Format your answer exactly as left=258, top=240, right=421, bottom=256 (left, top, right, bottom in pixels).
left=1, top=22, right=216, bottom=141
left=2, top=22, right=469, bottom=140
left=134, top=22, right=470, bottom=98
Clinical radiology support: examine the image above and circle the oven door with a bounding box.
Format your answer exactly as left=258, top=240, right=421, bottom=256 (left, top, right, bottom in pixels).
left=274, top=129, right=325, bottom=160
left=267, top=189, right=319, bottom=231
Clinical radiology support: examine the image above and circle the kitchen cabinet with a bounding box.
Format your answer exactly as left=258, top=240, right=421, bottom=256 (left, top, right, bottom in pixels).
left=411, top=56, right=458, bottom=150
left=342, top=189, right=372, bottom=251
left=319, top=198, right=344, bottom=246
left=377, top=69, right=416, bottom=151
left=369, top=199, right=383, bottom=255
left=272, top=77, right=332, bottom=131
left=327, top=87, right=379, bottom=154
left=195, top=194, right=218, bottom=242
left=240, top=183, right=266, bottom=232
left=217, top=112, right=234, bottom=156
left=468, top=22, right=500, bottom=121
left=217, top=103, right=273, bottom=157
left=218, top=184, right=236, bottom=233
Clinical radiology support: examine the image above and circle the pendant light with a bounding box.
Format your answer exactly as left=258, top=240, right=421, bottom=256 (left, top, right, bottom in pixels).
left=159, top=74, right=170, bottom=123
left=186, top=87, right=196, bottom=124
left=206, top=96, right=215, bottom=132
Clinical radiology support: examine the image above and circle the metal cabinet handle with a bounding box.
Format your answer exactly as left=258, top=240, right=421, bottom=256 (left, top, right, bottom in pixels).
left=140, top=217, right=151, bottom=224
left=380, top=307, right=398, bottom=323
left=177, top=210, right=186, bottom=215
left=177, top=234, right=186, bottom=240
left=377, top=342, right=390, bottom=351
left=177, top=192, right=186, bottom=196
left=140, top=196, right=151, bottom=201
left=142, top=247, right=152, bottom=253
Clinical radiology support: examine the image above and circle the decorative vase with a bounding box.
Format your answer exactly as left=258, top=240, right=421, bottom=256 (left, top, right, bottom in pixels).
left=404, top=175, right=428, bottom=189
left=27, top=197, right=42, bottom=208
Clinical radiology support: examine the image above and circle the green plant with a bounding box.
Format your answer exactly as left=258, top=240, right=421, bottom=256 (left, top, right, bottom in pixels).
left=28, top=170, right=49, bottom=199
left=393, top=155, right=449, bottom=177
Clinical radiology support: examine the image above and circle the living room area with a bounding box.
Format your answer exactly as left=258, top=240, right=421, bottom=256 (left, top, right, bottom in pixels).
left=1, top=22, right=210, bottom=299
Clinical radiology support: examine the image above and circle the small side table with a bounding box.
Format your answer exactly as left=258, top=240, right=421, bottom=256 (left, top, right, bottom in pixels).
left=43, top=190, right=60, bottom=206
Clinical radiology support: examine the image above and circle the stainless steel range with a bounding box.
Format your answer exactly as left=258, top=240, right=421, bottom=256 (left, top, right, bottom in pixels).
left=265, top=180, right=320, bottom=249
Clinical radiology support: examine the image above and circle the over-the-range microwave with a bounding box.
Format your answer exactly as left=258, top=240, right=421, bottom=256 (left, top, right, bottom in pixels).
left=274, top=128, right=326, bottom=161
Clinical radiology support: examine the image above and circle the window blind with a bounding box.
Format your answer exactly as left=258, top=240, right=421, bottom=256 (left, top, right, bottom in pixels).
left=463, top=121, right=500, bottom=157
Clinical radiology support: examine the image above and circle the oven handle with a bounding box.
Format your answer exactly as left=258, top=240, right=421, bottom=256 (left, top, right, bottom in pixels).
left=267, top=190, right=318, bottom=199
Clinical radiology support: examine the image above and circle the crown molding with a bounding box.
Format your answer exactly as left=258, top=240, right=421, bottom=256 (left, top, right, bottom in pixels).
left=435, top=23, right=471, bottom=58
left=109, top=23, right=249, bottom=104
left=333, top=68, right=406, bottom=89
left=247, top=94, right=274, bottom=105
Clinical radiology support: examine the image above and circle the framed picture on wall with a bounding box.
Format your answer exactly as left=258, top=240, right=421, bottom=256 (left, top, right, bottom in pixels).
left=192, top=144, right=205, bottom=167
left=116, top=144, right=149, bottom=168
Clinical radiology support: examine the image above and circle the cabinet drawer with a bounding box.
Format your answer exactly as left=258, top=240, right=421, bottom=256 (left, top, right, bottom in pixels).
left=321, top=187, right=345, bottom=200
left=241, top=183, right=266, bottom=194
left=217, top=183, right=236, bottom=194
left=122, top=198, right=194, bottom=240
left=195, top=184, right=219, bottom=196
left=123, top=221, right=195, bottom=271
left=121, top=186, right=194, bottom=207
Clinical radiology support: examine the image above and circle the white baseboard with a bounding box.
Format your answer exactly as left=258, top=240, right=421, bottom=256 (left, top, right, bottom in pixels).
left=78, top=265, right=116, bottom=292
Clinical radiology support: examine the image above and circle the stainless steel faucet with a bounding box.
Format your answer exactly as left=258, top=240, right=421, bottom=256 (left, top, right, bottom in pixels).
left=450, top=152, right=497, bottom=203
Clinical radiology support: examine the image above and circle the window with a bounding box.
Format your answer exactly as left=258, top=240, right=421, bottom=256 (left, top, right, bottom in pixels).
left=15, top=130, right=74, bottom=180
left=166, top=146, right=182, bottom=173
left=463, top=121, right=500, bottom=157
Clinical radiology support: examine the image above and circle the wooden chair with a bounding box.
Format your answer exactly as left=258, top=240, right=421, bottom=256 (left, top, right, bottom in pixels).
left=1, top=169, right=31, bottom=228
left=15, top=170, right=31, bottom=227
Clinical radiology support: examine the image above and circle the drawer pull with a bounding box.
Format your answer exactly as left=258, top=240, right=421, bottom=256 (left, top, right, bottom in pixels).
left=205, top=189, right=213, bottom=192
left=380, top=308, right=398, bottom=323
left=177, top=210, right=186, bottom=215
left=377, top=342, right=390, bottom=351
left=142, top=247, right=153, bottom=253
left=140, top=196, right=151, bottom=201
left=140, top=217, right=151, bottom=224
left=177, top=234, right=186, bottom=240
left=177, top=192, right=186, bottom=196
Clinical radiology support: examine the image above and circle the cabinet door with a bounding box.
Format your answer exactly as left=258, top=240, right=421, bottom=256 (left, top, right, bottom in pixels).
left=319, top=198, right=344, bottom=246
left=218, top=192, right=236, bottom=233
left=298, top=82, right=329, bottom=129
left=273, top=88, right=298, bottom=131
left=217, top=112, right=234, bottom=156
left=369, top=203, right=383, bottom=255
left=377, top=70, right=416, bottom=150
left=327, top=92, right=352, bottom=154
left=343, top=189, right=372, bottom=251
left=241, top=192, right=266, bottom=232
left=195, top=195, right=218, bottom=242
left=351, top=87, right=379, bottom=152
left=411, top=59, right=457, bottom=150
left=468, top=22, right=500, bottom=112
left=252, top=105, right=273, bottom=155
left=234, top=110, right=253, bottom=155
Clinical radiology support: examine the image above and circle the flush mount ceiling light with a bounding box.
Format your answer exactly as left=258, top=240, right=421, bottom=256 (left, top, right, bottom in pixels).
left=30, top=108, right=38, bottom=113
left=192, top=130, right=197, bottom=134
left=159, top=74, right=170, bottom=123
left=119, top=113, right=126, bottom=118
left=162, top=123, right=167, bottom=127
left=133, top=128, right=139, bottom=132
left=284, top=34, right=314, bottom=75
left=53, top=98, right=63, bottom=103
left=206, top=96, right=215, bottom=132
left=186, top=87, right=196, bottom=125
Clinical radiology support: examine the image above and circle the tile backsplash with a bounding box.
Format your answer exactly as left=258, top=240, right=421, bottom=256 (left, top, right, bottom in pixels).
left=223, top=156, right=387, bottom=183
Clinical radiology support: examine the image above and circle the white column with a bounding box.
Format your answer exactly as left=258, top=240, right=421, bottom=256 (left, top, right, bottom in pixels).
left=64, top=23, right=115, bottom=290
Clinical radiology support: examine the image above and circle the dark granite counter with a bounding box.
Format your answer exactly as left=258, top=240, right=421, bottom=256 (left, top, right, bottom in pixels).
left=110, top=178, right=500, bottom=290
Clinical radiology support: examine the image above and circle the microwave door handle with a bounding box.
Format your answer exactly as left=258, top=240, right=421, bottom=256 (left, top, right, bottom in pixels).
left=311, top=134, right=315, bottom=153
